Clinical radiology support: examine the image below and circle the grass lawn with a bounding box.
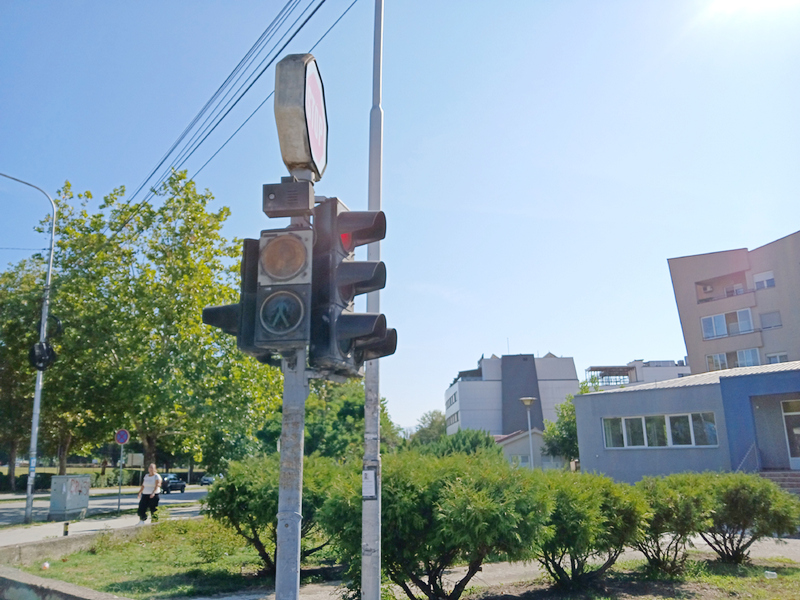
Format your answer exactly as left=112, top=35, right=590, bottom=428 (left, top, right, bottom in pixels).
left=23, top=520, right=800, bottom=600
left=24, top=518, right=272, bottom=599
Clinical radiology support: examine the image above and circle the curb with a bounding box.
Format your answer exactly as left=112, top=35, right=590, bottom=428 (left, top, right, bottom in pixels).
left=0, top=528, right=142, bottom=567
left=0, top=564, right=133, bottom=600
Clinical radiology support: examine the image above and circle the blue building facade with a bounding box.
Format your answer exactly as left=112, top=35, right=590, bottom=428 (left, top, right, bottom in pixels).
left=574, top=362, right=800, bottom=483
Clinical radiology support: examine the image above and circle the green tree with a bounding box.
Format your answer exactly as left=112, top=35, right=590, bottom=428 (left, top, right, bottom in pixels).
left=34, top=173, right=280, bottom=469
left=534, top=471, right=648, bottom=589
left=635, top=473, right=713, bottom=574
left=419, top=428, right=500, bottom=458
left=698, top=472, right=800, bottom=564
left=541, top=398, right=579, bottom=461
left=0, top=260, right=41, bottom=490
left=541, top=377, right=598, bottom=462
left=257, top=379, right=402, bottom=461
left=203, top=454, right=337, bottom=575
left=410, top=410, right=446, bottom=446
left=321, top=450, right=550, bottom=600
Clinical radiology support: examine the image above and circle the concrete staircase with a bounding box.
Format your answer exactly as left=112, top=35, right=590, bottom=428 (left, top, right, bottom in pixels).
left=760, top=470, right=800, bottom=496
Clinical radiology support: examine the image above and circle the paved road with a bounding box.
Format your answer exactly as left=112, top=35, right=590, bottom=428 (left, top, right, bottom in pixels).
left=0, top=487, right=207, bottom=526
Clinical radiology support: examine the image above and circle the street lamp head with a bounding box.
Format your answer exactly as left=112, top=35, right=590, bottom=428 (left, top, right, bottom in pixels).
left=520, top=396, right=537, bottom=407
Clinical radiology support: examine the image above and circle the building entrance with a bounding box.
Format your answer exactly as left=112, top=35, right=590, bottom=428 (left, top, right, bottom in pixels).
left=782, top=400, right=800, bottom=471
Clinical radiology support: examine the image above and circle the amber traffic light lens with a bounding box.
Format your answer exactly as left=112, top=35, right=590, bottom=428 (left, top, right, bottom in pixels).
left=261, top=235, right=307, bottom=280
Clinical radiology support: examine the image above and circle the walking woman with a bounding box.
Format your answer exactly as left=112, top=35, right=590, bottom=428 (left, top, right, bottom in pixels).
left=137, top=463, right=162, bottom=525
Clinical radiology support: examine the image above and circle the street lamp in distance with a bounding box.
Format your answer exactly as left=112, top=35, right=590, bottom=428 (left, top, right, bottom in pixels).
left=519, top=397, right=537, bottom=469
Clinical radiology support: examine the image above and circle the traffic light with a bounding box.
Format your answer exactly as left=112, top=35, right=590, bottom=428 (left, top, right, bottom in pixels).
left=309, top=197, right=397, bottom=376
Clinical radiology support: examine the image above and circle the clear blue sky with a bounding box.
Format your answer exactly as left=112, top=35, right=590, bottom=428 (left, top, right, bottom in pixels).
left=2, top=0, right=799, bottom=429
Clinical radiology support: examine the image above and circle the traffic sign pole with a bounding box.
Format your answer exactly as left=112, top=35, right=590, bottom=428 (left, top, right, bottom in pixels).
left=115, top=430, right=130, bottom=516
left=274, top=349, right=309, bottom=600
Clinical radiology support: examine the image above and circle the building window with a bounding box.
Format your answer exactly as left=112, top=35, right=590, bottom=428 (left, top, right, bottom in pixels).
left=754, top=271, right=775, bottom=290
left=725, top=283, right=744, bottom=297
left=446, top=412, right=459, bottom=427
left=760, top=311, right=782, bottom=330
left=701, top=309, right=753, bottom=340
left=706, top=348, right=760, bottom=371
left=446, top=392, right=458, bottom=408
left=603, top=412, right=717, bottom=448
left=767, top=352, right=789, bottom=364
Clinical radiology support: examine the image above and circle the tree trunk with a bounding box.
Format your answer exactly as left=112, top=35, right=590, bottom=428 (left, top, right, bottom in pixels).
left=100, top=458, right=108, bottom=476
left=57, top=433, right=72, bottom=475
left=142, top=435, right=157, bottom=468
left=8, top=440, right=18, bottom=493
left=188, top=456, right=194, bottom=485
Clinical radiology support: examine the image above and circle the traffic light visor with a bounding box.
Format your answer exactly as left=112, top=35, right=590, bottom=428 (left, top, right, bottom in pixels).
left=261, top=234, right=308, bottom=280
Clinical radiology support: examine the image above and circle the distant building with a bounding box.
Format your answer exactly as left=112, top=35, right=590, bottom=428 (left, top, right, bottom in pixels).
left=444, top=353, right=580, bottom=436
left=585, top=359, right=691, bottom=390
left=494, top=429, right=567, bottom=470
left=574, top=362, right=800, bottom=483
left=668, top=230, right=800, bottom=374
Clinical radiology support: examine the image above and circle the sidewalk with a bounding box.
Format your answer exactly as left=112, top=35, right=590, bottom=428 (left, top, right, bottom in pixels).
left=0, top=503, right=202, bottom=548
left=0, top=487, right=142, bottom=502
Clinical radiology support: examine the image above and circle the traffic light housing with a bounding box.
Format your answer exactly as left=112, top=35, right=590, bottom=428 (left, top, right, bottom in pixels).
left=309, top=197, right=397, bottom=376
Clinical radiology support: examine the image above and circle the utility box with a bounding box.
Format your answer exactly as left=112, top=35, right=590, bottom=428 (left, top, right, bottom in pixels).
left=48, top=475, right=91, bottom=521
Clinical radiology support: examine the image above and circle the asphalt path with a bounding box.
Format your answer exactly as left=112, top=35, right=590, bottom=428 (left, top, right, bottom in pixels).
left=0, top=486, right=207, bottom=526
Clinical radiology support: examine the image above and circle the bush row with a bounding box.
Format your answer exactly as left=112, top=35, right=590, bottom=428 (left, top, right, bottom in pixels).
left=204, top=452, right=800, bottom=599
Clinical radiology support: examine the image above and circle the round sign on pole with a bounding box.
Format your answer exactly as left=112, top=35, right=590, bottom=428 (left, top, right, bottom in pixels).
left=115, top=429, right=130, bottom=445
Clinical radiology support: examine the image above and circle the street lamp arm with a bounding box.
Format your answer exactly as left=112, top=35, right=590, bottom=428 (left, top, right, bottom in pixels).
left=0, top=172, right=58, bottom=524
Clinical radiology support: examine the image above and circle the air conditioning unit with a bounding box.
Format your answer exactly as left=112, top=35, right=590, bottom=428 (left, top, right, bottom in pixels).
left=702, top=285, right=713, bottom=293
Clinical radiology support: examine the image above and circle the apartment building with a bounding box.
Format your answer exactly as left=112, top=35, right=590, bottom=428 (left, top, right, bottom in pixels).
left=668, top=231, right=800, bottom=375
left=444, top=353, right=580, bottom=436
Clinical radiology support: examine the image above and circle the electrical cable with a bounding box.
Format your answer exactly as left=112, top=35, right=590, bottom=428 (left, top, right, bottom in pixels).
left=125, top=0, right=300, bottom=206
left=191, top=0, right=362, bottom=180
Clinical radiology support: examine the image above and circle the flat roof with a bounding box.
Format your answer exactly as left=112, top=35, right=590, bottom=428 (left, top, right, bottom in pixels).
left=580, top=361, right=800, bottom=395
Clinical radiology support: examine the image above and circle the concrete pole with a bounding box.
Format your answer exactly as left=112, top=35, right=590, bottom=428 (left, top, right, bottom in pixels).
left=0, top=173, right=57, bottom=525
left=275, top=349, right=309, bottom=600
left=525, top=406, right=535, bottom=469
left=362, top=1, right=384, bottom=599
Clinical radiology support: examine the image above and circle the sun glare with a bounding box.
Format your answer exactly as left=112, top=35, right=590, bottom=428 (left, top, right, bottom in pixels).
left=708, top=0, right=800, bottom=15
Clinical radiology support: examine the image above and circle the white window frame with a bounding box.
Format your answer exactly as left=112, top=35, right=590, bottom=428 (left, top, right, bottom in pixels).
left=602, top=412, right=718, bottom=449
left=701, top=309, right=753, bottom=340
left=767, top=352, right=789, bottom=364
left=754, top=271, right=775, bottom=290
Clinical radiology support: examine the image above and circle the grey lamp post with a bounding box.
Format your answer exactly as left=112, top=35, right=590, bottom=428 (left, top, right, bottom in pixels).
left=520, top=397, right=537, bottom=469
left=0, top=173, right=57, bottom=524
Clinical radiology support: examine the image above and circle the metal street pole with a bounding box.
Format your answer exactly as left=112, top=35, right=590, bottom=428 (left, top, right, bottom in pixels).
left=117, top=442, right=125, bottom=515
left=275, top=349, right=309, bottom=600
left=362, top=1, right=384, bottom=598
left=0, top=173, right=57, bottom=524
left=520, top=397, right=536, bottom=469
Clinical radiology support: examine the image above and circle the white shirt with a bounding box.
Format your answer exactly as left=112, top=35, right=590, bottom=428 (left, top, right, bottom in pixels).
left=142, top=473, right=162, bottom=495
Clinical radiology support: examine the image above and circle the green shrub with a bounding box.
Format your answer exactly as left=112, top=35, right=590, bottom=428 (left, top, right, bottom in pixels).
left=202, top=454, right=337, bottom=576
left=635, top=473, right=712, bottom=574
left=699, top=472, right=800, bottom=564
left=534, top=471, right=648, bottom=589
left=14, top=472, right=52, bottom=491
left=418, top=429, right=502, bottom=458
left=320, top=450, right=550, bottom=600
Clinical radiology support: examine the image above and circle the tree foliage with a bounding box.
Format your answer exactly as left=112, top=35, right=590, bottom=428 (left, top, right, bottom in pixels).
left=0, top=260, right=41, bottom=489
left=257, top=379, right=402, bottom=461
left=409, top=410, right=446, bottom=446
left=1, top=173, right=281, bottom=470
left=534, top=471, right=648, bottom=589
left=698, top=472, right=800, bottom=564
left=320, top=450, right=550, bottom=600
left=635, top=473, right=713, bottom=574
left=203, top=454, right=338, bottom=576
left=541, top=398, right=578, bottom=461
left=418, top=428, right=500, bottom=458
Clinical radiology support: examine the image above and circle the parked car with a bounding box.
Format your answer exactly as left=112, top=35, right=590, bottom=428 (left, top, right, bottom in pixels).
left=161, top=473, right=186, bottom=494
left=199, top=474, right=216, bottom=486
